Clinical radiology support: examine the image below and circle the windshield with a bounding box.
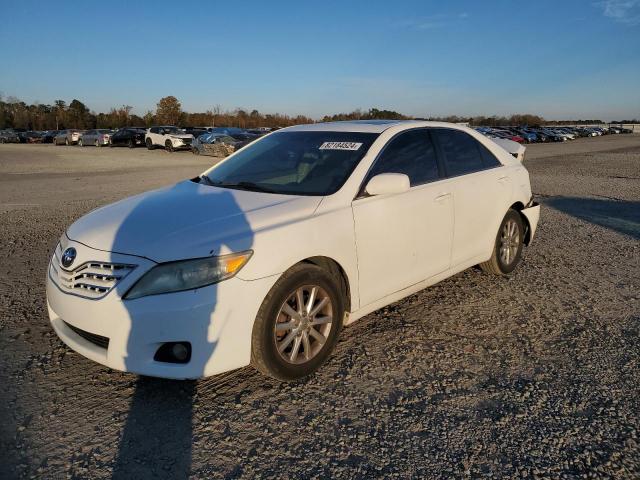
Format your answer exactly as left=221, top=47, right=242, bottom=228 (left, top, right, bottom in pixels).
left=204, top=131, right=379, bottom=196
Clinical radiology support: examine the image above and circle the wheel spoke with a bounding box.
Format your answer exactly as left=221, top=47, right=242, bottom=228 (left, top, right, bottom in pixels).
left=296, top=288, right=305, bottom=314
left=302, top=331, right=311, bottom=360
left=306, top=286, right=317, bottom=314
left=275, top=321, right=296, bottom=332
left=309, top=297, right=329, bottom=317
left=290, top=335, right=302, bottom=362
left=311, top=315, right=332, bottom=326
left=309, top=328, right=326, bottom=345
left=282, top=304, right=301, bottom=320
left=278, top=331, right=297, bottom=352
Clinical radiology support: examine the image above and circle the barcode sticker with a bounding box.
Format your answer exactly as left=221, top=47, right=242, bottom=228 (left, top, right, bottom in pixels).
left=319, top=141, right=363, bottom=151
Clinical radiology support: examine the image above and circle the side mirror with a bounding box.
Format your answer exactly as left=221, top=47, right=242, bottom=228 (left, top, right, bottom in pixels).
left=364, top=173, right=410, bottom=196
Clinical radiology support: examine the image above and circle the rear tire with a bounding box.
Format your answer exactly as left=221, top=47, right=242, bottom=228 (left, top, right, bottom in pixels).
left=480, top=209, right=524, bottom=275
left=251, top=264, right=344, bottom=381
left=65, top=138, right=69, bottom=146
left=95, top=139, right=100, bottom=147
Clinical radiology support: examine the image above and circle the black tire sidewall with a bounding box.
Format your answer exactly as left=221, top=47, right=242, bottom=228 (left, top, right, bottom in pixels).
left=146, top=138, right=153, bottom=150
left=253, top=266, right=344, bottom=380
left=495, top=210, right=524, bottom=274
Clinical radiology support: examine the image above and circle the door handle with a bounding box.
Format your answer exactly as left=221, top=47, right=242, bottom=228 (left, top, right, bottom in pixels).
left=434, top=193, right=451, bottom=203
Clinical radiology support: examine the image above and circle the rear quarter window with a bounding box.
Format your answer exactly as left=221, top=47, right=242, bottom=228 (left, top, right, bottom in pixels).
left=478, top=142, right=503, bottom=168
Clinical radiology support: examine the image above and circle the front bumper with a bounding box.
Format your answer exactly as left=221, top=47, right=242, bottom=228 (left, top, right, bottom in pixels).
left=172, top=141, right=192, bottom=150
left=46, top=238, right=278, bottom=379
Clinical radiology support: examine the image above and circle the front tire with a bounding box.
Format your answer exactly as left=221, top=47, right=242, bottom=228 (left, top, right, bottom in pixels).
left=480, top=209, right=524, bottom=275
left=146, top=138, right=154, bottom=150
left=251, top=264, right=344, bottom=381
left=65, top=138, right=69, bottom=146
left=165, top=140, right=174, bottom=152
left=127, top=139, right=134, bottom=148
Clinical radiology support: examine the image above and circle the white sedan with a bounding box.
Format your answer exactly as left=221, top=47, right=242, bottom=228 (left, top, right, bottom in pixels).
left=46, top=120, right=540, bottom=381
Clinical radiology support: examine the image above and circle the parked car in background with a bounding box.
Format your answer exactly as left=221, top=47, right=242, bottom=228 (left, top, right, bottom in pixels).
left=54, top=129, right=84, bottom=145
left=145, top=126, right=194, bottom=152
left=191, top=133, right=245, bottom=157
left=183, top=127, right=212, bottom=138
left=210, top=127, right=259, bottom=142
left=41, top=131, right=58, bottom=143
left=24, top=131, right=44, bottom=143
left=539, top=129, right=566, bottom=142
left=109, top=128, right=147, bottom=148
left=0, top=130, right=21, bottom=143
left=79, top=129, right=113, bottom=147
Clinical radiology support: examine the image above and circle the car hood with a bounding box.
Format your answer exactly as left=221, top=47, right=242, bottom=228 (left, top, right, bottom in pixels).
left=169, top=134, right=193, bottom=140
left=66, top=180, right=322, bottom=262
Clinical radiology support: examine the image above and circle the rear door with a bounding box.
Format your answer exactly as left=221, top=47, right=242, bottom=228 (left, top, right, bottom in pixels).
left=352, top=129, right=454, bottom=306
left=431, top=128, right=511, bottom=266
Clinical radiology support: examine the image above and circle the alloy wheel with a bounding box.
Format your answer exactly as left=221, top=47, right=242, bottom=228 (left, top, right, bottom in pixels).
left=273, top=285, right=333, bottom=364
left=500, top=219, right=520, bottom=265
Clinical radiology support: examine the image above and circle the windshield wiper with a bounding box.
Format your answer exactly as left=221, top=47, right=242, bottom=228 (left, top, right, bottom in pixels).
left=198, top=174, right=216, bottom=186
left=201, top=177, right=276, bottom=193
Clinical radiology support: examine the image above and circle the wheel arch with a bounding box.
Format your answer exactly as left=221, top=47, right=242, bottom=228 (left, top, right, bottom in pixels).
left=295, top=256, right=352, bottom=313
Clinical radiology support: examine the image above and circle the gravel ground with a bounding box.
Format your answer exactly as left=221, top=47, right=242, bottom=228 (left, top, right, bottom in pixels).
left=0, top=136, right=639, bottom=479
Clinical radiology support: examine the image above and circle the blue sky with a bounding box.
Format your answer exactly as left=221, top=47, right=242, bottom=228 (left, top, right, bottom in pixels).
left=0, top=0, right=639, bottom=120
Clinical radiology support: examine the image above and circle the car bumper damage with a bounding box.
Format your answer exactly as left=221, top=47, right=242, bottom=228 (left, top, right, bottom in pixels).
left=522, top=198, right=541, bottom=244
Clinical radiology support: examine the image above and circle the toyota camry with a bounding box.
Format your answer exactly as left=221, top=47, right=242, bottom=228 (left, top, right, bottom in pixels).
left=46, top=120, right=540, bottom=381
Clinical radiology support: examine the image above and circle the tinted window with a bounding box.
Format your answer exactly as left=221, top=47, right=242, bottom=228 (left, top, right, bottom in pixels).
left=368, top=129, right=439, bottom=187
left=205, top=131, right=379, bottom=196
left=433, top=128, right=484, bottom=176
left=478, top=142, right=502, bottom=168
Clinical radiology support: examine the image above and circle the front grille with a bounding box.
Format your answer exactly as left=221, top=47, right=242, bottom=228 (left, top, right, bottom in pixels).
left=64, top=321, right=110, bottom=349
left=50, top=244, right=136, bottom=299
left=182, top=138, right=192, bottom=145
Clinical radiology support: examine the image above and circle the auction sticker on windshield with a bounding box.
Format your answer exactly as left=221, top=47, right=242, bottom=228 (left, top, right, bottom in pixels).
left=319, top=142, right=363, bottom=150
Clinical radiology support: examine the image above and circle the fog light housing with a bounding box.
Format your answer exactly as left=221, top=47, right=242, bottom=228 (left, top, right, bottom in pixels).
left=154, top=342, right=191, bottom=364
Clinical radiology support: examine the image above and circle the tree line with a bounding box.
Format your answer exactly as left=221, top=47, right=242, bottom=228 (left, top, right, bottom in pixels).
left=0, top=95, right=315, bottom=130
left=0, top=94, right=631, bottom=131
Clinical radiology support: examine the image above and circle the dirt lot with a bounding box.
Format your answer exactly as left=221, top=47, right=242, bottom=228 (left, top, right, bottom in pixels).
left=1, top=136, right=639, bottom=479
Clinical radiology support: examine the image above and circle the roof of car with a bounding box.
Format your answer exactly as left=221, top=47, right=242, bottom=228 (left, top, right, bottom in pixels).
left=282, top=120, right=455, bottom=133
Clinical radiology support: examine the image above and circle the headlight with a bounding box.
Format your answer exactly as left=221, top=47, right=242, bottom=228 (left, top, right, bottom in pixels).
left=124, top=251, right=252, bottom=300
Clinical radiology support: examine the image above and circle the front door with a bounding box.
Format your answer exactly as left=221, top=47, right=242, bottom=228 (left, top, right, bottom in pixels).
left=352, top=129, right=454, bottom=307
